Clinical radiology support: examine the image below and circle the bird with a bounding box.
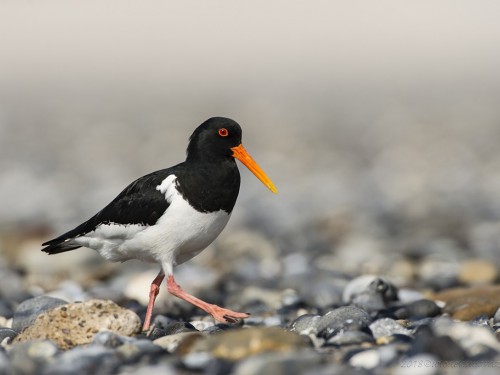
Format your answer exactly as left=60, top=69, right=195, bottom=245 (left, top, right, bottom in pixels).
left=41, top=117, right=277, bottom=332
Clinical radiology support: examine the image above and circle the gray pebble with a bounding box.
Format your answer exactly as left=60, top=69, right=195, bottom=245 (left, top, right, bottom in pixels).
left=317, top=306, right=372, bottom=339
left=493, top=307, right=500, bottom=324
left=9, top=340, right=59, bottom=375
left=289, top=314, right=321, bottom=335
left=326, top=330, right=374, bottom=346
left=116, top=339, right=166, bottom=364
left=12, top=296, right=67, bottom=333
left=0, top=328, right=17, bottom=344
left=92, top=331, right=133, bottom=348
left=369, top=318, right=412, bottom=340
left=43, top=345, right=120, bottom=375
left=0, top=349, right=9, bottom=375
left=233, top=350, right=324, bottom=375
left=393, top=299, right=441, bottom=320
left=342, top=275, right=398, bottom=312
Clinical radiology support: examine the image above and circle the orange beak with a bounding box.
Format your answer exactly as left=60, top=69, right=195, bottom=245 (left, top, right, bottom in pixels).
left=231, top=144, right=278, bottom=194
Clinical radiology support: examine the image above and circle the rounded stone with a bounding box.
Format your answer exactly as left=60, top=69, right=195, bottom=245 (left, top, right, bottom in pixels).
left=316, top=306, right=372, bottom=339
left=393, top=299, right=441, bottom=320
left=369, top=318, right=412, bottom=340
left=43, top=345, right=121, bottom=375
left=12, top=295, right=68, bottom=332
left=289, top=314, right=321, bottom=336
left=13, top=299, right=141, bottom=350
left=0, top=328, right=17, bottom=344
left=8, top=340, right=60, bottom=375
left=342, top=275, right=398, bottom=311
left=326, top=330, right=374, bottom=346
left=493, top=307, right=500, bottom=324
left=187, top=327, right=307, bottom=361
left=458, top=259, right=497, bottom=285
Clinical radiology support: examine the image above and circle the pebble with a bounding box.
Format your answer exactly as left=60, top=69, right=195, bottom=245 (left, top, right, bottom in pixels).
left=342, top=275, right=398, bottom=312
left=13, top=299, right=141, bottom=350
left=432, top=285, right=500, bottom=320
left=153, top=332, right=205, bottom=353
left=289, top=314, right=321, bottom=336
left=392, top=299, right=441, bottom=320
left=43, top=345, right=121, bottom=375
left=0, top=328, right=17, bottom=344
left=494, top=307, right=500, bottom=324
left=458, top=259, right=498, bottom=285
left=8, top=340, right=59, bottom=375
left=233, top=350, right=324, bottom=375
left=12, top=295, right=68, bottom=332
left=316, top=306, right=372, bottom=339
left=187, top=327, right=306, bottom=361
left=326, top=330, right=374, bottom=346
left=369, top=318, right=413, bottom=340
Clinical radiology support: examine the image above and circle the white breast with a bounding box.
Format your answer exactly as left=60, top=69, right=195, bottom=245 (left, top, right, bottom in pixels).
left=74, top=174, right=230, bottom=268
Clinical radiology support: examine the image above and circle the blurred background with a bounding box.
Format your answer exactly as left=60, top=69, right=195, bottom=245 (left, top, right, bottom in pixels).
left=1, top=0, right=500, bottom=298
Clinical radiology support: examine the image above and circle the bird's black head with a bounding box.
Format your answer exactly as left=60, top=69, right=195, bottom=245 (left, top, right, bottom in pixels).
left=186, top=117, right=278, bottom=193
left=186, top=117, right=242, bottom=162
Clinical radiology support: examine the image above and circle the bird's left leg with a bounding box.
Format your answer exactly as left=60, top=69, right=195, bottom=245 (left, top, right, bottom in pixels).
left=142, top=270, right=165, bottom=332
left=166, top=274, right=249, bottom=323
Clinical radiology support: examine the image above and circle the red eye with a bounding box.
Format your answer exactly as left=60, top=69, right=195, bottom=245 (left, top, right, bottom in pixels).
left=218, top=128, right=229, bottom=137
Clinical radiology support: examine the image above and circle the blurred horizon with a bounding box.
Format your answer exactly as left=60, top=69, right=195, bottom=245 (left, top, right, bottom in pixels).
left=1, top=0, right=500, bottom=239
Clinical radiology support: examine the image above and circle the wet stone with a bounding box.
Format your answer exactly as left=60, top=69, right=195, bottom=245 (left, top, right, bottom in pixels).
left=12, top=295, right=68, bottom=333
left=316, top=306, right=372, bottom=339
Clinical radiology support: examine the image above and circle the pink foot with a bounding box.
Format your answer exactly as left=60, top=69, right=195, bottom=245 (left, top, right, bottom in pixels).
left=166, top=275, right=249, bottom=323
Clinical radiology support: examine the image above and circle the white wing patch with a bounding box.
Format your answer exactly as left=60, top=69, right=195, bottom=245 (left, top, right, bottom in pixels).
left=156, top=174, right=178, bottom=203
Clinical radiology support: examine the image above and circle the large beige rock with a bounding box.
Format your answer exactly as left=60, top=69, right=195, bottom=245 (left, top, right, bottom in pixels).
left=14, top=299, right=141, bottom=350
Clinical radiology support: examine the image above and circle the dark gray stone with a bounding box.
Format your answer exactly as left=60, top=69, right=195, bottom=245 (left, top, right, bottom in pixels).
left=0, top=328, right=18, bottom=343
left=12, top=296, right=68, bottom=333
left=289, top=314, right=321, bottom=335
left=317, top=306, right=372, bottom=339
left=393, top=299, right=441, bottom=319
left=343, top=275, right=398, bottom=312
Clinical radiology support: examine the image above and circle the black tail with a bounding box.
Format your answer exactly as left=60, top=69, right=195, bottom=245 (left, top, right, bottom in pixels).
left=41, top=238, right=81, bottom=254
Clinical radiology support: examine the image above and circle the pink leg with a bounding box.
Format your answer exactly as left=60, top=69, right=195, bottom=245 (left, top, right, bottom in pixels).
left=142, top=271, right=165, bottom=332
left=167, top=275, right=249, bottom=323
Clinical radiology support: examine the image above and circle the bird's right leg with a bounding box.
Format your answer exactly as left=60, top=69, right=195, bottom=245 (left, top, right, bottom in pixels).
left=142, top=270, right=165, bottom=332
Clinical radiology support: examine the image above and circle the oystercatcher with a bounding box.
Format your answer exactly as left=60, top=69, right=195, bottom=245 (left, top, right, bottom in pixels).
left=42, top=117, right=277, bottom=331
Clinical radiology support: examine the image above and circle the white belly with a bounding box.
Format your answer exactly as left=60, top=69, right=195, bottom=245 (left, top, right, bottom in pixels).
left=74, top=174, right=230, bottom=267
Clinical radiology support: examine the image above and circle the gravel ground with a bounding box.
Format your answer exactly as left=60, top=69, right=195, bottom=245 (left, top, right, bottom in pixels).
left=2, top=3, right=500, bottom=374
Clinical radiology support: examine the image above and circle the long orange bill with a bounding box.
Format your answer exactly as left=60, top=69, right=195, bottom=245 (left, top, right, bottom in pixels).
left=231, top=144, right=278, bottom=194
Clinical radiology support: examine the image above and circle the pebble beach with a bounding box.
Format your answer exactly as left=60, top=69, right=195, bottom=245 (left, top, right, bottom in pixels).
left=2, top=2, right=500, bottom=374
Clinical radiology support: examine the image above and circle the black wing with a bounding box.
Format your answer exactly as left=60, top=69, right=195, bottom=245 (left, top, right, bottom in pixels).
left=42, top=168, right=175, bottom=254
